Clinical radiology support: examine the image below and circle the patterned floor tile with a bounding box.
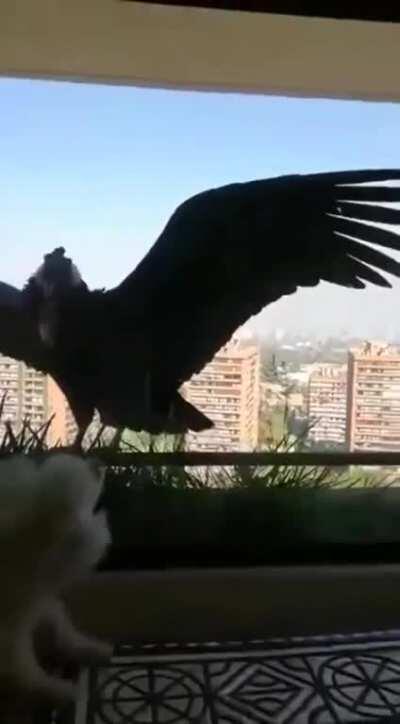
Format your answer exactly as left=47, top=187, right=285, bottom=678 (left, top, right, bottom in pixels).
left=62, top=632, right=400, bottom=723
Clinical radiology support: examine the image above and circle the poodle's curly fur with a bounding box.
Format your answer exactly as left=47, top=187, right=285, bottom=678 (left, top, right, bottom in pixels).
left=0, top=454, right=113, bottom=707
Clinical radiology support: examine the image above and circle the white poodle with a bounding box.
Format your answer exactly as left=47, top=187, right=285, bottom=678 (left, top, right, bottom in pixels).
left=0, top=454, right=113, bottom=709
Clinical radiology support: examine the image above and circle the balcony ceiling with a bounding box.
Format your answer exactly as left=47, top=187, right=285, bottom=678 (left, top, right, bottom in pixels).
left=123, top=1, right=400, bottom=24
left=1, top=0, right=400, bottom=101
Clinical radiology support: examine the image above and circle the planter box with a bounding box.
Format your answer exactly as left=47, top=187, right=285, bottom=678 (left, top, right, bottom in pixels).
left=100, top=486, right=400, bottom=569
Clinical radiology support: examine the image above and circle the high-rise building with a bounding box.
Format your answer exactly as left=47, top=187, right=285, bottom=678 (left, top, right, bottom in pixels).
left=347, top=342, right=400, bottom=452
left=65, top=400, right=78, bottom=445
left=183, top=337, right=260, bottom=451
left=0, top=354, right=69, bottom=447
left=306, top=364, right=347, bottom=446
left=46, top=375, right=71, bottom=446
left=0, top=355, right=20, bottom=432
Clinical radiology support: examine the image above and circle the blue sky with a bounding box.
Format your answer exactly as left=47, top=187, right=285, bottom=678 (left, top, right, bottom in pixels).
left=1, top=77, right=400, bottom=338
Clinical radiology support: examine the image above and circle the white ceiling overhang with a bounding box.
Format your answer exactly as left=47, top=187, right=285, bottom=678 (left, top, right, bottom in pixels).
left=1, top=1, right=400, bottom=101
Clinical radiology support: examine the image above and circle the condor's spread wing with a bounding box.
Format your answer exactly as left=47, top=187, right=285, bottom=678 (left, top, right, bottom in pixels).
left=107, top=169, right=400, bottom=388
left=0, top=282, right=47, bottom=370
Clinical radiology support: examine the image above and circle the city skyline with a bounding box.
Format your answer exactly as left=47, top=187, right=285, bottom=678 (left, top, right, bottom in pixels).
left=1, top=78, right=400, bottom=336
left=3, top=334, right=400, bottom=453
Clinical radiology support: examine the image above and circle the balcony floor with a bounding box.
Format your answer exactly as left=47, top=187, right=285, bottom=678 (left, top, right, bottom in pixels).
left=60, top=631, right=400, bottom=723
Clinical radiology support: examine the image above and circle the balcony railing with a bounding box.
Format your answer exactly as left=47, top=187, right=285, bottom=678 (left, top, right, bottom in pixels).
left=72, top=449, right=400, bottom=467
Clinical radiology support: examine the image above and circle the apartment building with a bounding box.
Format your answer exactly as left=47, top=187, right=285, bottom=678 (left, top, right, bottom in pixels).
left=347, top=342, right=400, bottom=452
left=307, top=364, right=347, bottom=446
left=184, top=337, right=260, bottom=451
left=0, top=355, right=68, bottom=446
